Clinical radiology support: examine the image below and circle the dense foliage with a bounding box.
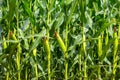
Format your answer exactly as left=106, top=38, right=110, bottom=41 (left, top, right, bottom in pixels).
left=0, top=0, right=120, bottom=80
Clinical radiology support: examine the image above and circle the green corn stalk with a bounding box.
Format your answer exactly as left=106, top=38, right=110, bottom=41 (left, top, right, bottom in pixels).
left=17, top=43, right=21, bottom=80
left=2, top=0, right=120, bottom=79
left=32, top=36, right=38, bottom=79
left=32, top=0, right=37, bottom=58
left=65, top=0, right=78, bottom=79
left=25, top=53, right=29, bottom=80
left=31, top=13, right=38, bottom=80
left=10, top=31, right=21, bottom=80
left=43, top=37, right=51, bottom=80
left=16, top=0, right=21, bottom=79
left=2, top=36, right=9, bottom=80
left=82, top=25, right=87, bottom=79
left=45, top=0, right=52, bottom=79
left=65, top=61, right=68, bottom=80
left=64, top=0, right=79, bottom=79
left=55, top=31, right=68, bottom=80
left=78, top=46, right=82, bottom=80
left=5, top=1, right=10, bottom=79
left=47, top=0, right=51, bottom=36
left=6, top=71, right=9, bottom=80
left=30, top=0, right=38, bottom=78
left=25, top=67, right=28, bottom=80
left=64, top=0, right=78, bottom=78
left=112, top=27, right=118, bottom=80
left=79, top=0, right=87, bottom=79
left=32, top=32, right=38, bottom=79
left=10, top=31, right=20, bottom=80
left=97, top=35, right=102, bottom=79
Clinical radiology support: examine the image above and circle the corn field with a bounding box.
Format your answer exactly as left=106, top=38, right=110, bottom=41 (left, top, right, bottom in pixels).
left=0, top=0, right=120, bottom=80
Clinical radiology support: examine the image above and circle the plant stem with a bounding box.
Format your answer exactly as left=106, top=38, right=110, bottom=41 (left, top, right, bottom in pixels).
left=82, top=23, right=87, bottom=79
left=16, top=0, right=21, bottom=79
left=118, top=23, right=120, bottom=38
left=79, top=0, right=87, bottom=79
left=65, top=61, right=68, bottom=80
left=79, top=47, right=82, bottom=80
left=65, top=24, right=68, bottom=80
left=32, top=22, right=38, bottom=80
left=33, top=42, right=38, bottom=79
left=6, top=0, right=10, bottom=79
left=25, top=67, right=28, bottom=80
left=17, top=43, right=21, bottom=80
left=55, top=31, right=68, bottom=80
left=6, top=71, right=9, bottom=80
left=43, top=37, right=51, bottom=80
left=46, top=0, right=51, bottom=79
left=112, top=27, right=118, bottom=80
left=98, top=35, right=102, bottom=79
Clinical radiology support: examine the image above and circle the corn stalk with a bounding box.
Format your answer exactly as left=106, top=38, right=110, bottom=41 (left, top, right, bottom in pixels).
left=79, top=0, right=87, bottom=79
left=55, top=31, right=67, bottom=80
left=32, top=0, right=38, bottom=79
left=46, top=0, right=51, bottom=79
left=43, top=37, right=51, bottom=80
left=112, top=26, right=118, bottom=80
left=97, top=35, right=102, bottom=79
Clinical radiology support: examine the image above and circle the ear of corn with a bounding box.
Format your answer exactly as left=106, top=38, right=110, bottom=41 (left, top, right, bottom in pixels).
left=105, top=29, right=108, bottom=46
left=2, top=36, right=7, bottom=49
left=55, top=32, right=66, bottom=54
left=98, top=35, right=102, bottom=58
left=33, top=48, right=37, bottom=58
left=43, top=37, right=51, bottom=55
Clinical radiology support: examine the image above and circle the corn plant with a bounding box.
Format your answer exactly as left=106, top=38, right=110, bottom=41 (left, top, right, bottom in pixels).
left=112, top=26, right=118, bottom=80
left=0, top=0, right=120, bottom=80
